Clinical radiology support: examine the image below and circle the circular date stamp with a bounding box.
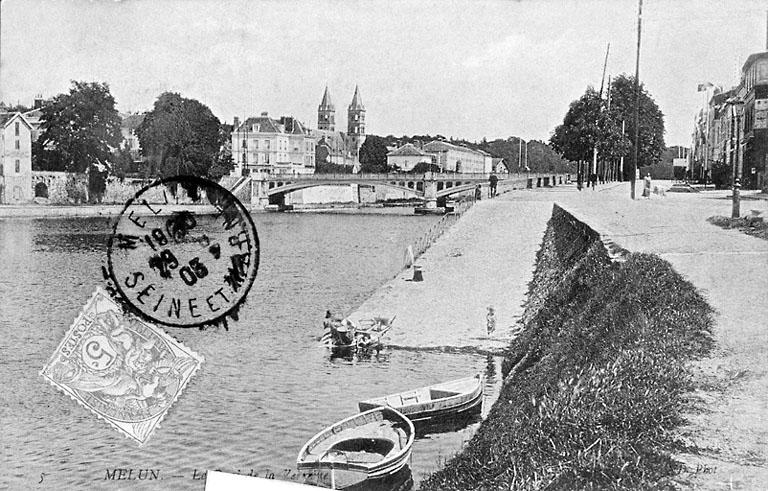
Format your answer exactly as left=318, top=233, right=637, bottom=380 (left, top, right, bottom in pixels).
left=105, top=176, right=259, bottom=328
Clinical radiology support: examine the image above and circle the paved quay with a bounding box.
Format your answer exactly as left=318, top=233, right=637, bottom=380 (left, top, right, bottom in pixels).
left=349, top=185, right=582, bottom=353
left=350, top=181, right=768, bottom=488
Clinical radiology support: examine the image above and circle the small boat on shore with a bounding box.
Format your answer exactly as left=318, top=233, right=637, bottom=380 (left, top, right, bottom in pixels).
left=358, top=374, right=483, bottom=423
left=297, top=407, right=415, bottom=482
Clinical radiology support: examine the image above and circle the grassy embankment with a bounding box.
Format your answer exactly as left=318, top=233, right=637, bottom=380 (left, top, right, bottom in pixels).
left=708, top=215, right=768, bottom=241
left=422, top=205, right=715, bottom=490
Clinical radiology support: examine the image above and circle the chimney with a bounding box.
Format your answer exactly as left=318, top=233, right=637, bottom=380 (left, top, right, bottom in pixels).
left=233, top=116, right=240, bottom=129
left=34, top=94, right=44, bottom=109
left=261, top=111, right=268, bottom=117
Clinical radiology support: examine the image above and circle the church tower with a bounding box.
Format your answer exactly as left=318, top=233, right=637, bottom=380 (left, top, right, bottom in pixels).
left=317, top=86, right=335, bottom=131
left=347, top=85, right=366, bottom=157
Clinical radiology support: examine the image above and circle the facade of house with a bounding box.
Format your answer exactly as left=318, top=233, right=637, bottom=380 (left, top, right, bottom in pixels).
left=422, top=140, right=493, bottom=174
left=692, top=51, right=768, bottom=190
left=386, top=143, right=434, bottom=171
left=491, top=157, right=508, bottom=173
left=0, top=112, right=33, bottom=203
left=231, top=112, right=315, bottom=175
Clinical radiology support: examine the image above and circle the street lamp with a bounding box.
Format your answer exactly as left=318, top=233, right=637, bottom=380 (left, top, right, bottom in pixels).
left=727, top=96, right=745, bottom=218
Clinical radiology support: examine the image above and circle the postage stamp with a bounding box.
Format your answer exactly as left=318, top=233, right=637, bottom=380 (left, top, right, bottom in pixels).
left=40, top=288, right=204, bottom=444
left=105, top=176, right=260, bottom=328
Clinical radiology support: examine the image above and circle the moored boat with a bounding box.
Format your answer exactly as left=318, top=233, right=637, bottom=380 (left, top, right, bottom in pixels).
left=358, top=374, right=483, bottom=422
left=296, top=407, right=414, bottom=481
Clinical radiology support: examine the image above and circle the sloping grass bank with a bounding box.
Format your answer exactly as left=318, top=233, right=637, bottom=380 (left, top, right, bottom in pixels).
left=422, top=205, right=714, bottom=490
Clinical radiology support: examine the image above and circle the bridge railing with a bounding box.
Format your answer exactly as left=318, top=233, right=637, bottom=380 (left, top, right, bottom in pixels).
left=411, top=194, right=476, bottom=261
left=258, top=172, right=564, bottom=182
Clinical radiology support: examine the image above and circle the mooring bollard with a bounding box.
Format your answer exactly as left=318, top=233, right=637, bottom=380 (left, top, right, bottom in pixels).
left=412, top=265, right=424, bottom=282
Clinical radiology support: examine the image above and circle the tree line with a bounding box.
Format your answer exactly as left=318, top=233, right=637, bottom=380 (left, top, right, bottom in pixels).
left=31, top=81, right=232, bottom=201
left=356, top=134, right=572, bottom=174
left=550, top=74, right=665, bottom=183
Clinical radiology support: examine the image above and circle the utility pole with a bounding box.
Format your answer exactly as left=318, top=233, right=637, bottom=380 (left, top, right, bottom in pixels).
left=631, top=0, right=643, bottom=199
left=620, top=119, right=625, bottom=181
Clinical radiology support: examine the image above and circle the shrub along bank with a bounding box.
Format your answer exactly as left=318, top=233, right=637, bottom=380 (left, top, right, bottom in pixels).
left=421, top=206, right=714, bottom=490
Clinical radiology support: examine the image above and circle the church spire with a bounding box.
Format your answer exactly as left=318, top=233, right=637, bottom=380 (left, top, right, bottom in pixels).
left=348, top=85, right=364, bottom=111
left=319, top=86, right=334, bottom=111
left=318, top=86, right=335, bottom=131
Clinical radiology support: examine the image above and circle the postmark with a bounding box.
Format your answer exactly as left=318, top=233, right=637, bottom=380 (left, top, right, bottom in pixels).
left=105, top=176, right=260, bottom=328
left=40, top=288, right=204, bottom=444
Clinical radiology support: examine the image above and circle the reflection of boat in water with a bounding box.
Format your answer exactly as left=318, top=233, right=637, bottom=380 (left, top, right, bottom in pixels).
left=358, top=374, right=483, bottom=423
left=297, top=407, right=415, bottom=485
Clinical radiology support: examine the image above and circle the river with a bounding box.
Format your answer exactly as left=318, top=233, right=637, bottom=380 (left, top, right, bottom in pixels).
left=0, top=209, right=502, bottom=490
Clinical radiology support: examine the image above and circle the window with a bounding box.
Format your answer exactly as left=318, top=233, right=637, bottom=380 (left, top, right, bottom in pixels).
left=265, top=140, right=270, bottom=150
left=15, top=122, right=20, bottom=136
left=0, top=163, right=3, bottom=175
left=242, top=139, right=247, bottom=148
left=15, top=160, right=20, bottom=173
left=265, top=154, right=270, bottom=164
left=254, top=140, right=259, bottom=149
left=15, top=140, right=20, bottom=150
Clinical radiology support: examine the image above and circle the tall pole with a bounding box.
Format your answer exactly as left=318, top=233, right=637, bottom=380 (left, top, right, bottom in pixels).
left=631, top=0, right=643, bottom=199
left=620, top=119, right=625, bottom=181
left=733, top=110, right=742, bottom=218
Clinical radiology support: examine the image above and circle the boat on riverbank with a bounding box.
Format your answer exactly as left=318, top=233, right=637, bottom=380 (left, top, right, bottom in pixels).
left=297, top=407, right=415, bottom=481
left=358, top=374, right=483, bottom=423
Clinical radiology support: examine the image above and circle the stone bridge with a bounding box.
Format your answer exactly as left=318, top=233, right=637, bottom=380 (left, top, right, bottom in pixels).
left=232, top=172, right=570, bottom=209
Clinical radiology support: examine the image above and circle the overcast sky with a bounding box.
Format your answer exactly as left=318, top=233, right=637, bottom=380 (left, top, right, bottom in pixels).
left=1, top=0, right=766, bottom=146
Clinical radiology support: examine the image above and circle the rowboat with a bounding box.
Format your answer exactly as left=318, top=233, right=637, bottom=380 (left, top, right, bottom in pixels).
left=297, top=407, right=414, bottom=483
left=358, top=374, right=483, bottom=422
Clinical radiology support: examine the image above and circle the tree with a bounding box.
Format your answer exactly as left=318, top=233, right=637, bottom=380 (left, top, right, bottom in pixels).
left=550, top=87, right=603, bottom=165
left=607, top=74, right=665, bottom=178
left=136, top=92, right=223, bottom=183
left=36, top=81, right=123, bottom=199
left=358, top=135, right=390, bottom=173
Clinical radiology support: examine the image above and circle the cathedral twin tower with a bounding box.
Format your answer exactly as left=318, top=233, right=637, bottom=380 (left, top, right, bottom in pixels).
left=317, top=85, right=366, bottom=155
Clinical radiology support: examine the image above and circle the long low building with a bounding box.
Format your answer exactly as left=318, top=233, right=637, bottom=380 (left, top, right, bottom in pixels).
left=387, top=140, right=493, bottom=174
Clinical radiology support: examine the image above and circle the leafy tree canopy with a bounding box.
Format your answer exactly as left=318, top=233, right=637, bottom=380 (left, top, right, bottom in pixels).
left=36, top=81, right=122, bottom=174
left=136, top=92, right=223, bottom=180
left=358, top=135, right=390, bottom=173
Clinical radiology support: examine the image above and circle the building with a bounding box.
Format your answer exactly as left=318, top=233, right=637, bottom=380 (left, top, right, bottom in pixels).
left=0, top=112, right=33, bottom=203
left=491, top=157, right=508, bottom=173
left=422, top=140, right=493, bottom=174
left=231, top=112, right=315, bottom=175
left=693, top=51, right=768, bottom=190
left=386, top=143, right=434, bottom=171
left=739, top=51, right=768, bottom=190
left=120, top=113, right=146, bottom=162
left=312, top=86, right=366, bottom=170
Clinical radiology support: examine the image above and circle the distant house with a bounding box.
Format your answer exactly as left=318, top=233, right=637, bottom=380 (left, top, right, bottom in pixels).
left=386, top=143, right=434, bottom=171
left=0, top=112, right=33, bottom=203
left=120, top=113, right=146, bottom=162
left=491, top=157, right=508, bottom=173
left=231, top=112, right=315, bottom=175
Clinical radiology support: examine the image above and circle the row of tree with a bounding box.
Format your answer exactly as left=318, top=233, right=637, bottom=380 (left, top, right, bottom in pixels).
left=32, top=81, right=232, bottom=201
left=550, top=74, right=665, bottom=182
left=355, top=134, right=572, bottom=174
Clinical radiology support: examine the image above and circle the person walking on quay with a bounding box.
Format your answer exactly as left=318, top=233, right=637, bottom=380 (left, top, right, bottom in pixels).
left=590, top=173, right=598, bottom=190
left=643, top=173, right=652, bottom=198
left=489, top=174, right=498, bottom=198
left=475, top=184, right=482, bottom=201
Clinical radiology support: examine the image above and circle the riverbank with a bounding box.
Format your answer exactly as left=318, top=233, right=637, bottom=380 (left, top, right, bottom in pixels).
left=347, top=181, right=767, bottom=488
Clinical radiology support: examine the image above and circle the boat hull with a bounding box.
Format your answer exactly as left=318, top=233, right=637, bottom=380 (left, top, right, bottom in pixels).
left=358, top=374, right=483, bottom=423
left=297, top=407, right=415, bottom=480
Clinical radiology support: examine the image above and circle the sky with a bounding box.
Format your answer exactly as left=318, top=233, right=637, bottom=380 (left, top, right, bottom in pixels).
left=1, top=0, right=766, bottom=147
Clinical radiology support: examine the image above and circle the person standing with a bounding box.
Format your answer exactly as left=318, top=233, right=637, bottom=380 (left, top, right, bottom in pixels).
left=643, top=173, right=652, bottom=198
left=486, top=306, right=496, bottom=335
left=489, top=174, right=498, bottom=198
